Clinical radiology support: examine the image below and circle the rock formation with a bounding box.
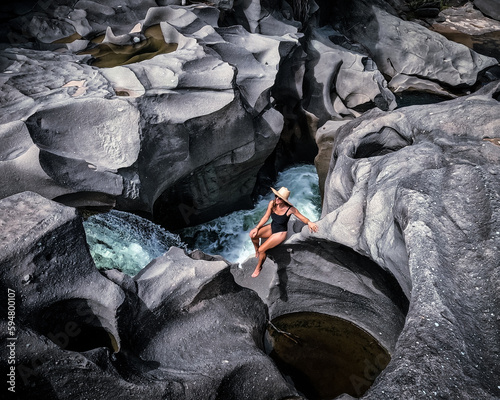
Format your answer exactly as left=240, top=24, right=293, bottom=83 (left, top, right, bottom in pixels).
left=0, top=191, right=300, bottom=399
left=1, top=0, right=500, bottom=399
left=474, top=0, right=500, bottom=21
left=289, top=81, right=500, bottom=398
left=0, top=2, right=298, bottom=229
left=0, top=0, right=443, bottom=227
left=321, top=0, right=498, bottom=97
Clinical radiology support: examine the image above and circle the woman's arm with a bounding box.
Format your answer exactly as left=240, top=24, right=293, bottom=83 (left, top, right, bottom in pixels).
left=249, top=201, right=273, bottom=237
left=290, top=207, right=319, bottom=233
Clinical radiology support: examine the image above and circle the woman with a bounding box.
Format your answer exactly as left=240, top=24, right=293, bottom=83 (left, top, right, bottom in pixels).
left=249, top=187, right=319, bottom=277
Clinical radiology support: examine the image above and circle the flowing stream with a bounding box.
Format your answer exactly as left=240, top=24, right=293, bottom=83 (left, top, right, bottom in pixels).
left=83, top=164, right=321, bottom=275
left=180, top=164, right=321, bottom=264
left=83, top=209, right=185, bottom=276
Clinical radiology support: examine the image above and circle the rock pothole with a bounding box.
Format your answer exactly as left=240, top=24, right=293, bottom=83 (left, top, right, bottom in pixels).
left=266, top=312, right=390, bottom=399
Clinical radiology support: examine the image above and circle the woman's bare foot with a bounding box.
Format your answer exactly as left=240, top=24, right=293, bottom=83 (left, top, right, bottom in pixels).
left=251, top=266, right=262, bottom=277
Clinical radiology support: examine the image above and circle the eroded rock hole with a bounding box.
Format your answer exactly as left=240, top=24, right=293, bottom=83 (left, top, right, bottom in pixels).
left=267, top=312, right=390, bottom=399
left=79, top=25, right=177, bottom=68
left=353, top=127, right=411, bottom=159
left=34, top=299, right=117, bottom=353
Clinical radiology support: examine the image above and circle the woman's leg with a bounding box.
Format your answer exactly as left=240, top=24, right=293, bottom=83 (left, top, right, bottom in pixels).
left=251, top=225, right=272, bottom=257
left=251, top=231, right=286, bottom=277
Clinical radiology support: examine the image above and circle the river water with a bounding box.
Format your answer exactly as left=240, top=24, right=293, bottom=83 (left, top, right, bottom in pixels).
left=83, top=208, right=185, bottom=276
left=83, top=164, right=321, bottom=275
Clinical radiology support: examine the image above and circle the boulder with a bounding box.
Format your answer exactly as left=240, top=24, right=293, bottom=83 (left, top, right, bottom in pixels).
left=126, top=247, right=299, bottom=399
left=0, top=191, right=124, bottom=346
left=0, top=192, right=126, bottom=398
left=433, top=1, right=500, bottom=36
left=429, top=1, right=500, bottom=62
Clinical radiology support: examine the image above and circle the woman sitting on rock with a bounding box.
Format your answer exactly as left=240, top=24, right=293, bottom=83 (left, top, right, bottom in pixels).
left=249, top=187, right=319, bottom=277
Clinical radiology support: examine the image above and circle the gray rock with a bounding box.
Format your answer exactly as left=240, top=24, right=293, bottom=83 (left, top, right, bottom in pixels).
left=20, top=97, right=140, bottom=201
left=261, top=22, right=396, bottom=183
left=4, top=0, right=495, bottom=228
left=231, top=236, right=408, bottom=398
left=74, top=0, right=159, bottom=36
left=0, top=143, right=75, bottom=201
left=26, top=97, right=141, bottom=170
left=2, top=1, right=500, bottom=398
left=129, top=247, right=297, bottom=400
left=0, top=193, right=301, bottom=399
left=267, top=240, right=408, bottom=353
left=302, top=26, right=396, bottom=126
left=0, top=49, right=110, bottom=126
left=474, top=0, right=500, bottom=21
left=0, top=4, right=300, bottom=226
left=0, top=120, right=32, bottom=161
left=0, top=192, right=126, bottom=399
left=431, top=0, right=500, bottom=46
left=313, top=119, right=353, bottom=198
left=332, top=0, right=497, bottom=90
left=388, top=73, right=458, bottom=97
left=291, top=81, right=500, bottom=398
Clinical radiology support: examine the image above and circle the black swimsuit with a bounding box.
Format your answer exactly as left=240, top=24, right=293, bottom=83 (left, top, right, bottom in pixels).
left=271, top=206, right=292, bottom=234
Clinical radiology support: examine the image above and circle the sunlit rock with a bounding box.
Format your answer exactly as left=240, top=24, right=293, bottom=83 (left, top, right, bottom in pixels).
left=303, top=26, right=396, bottom=125
left=292, top=81, right=500, bottom=398
left=328, top=0, right=498, bottom=95
left=0, top=3, right=300, bottom=226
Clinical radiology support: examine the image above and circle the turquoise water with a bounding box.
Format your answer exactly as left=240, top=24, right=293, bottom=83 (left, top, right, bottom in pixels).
left=83, top=164, right=321, bottom=274
left=83, top=209, right=185, bottom=276
left=179, top=164, right=321, bottom=263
